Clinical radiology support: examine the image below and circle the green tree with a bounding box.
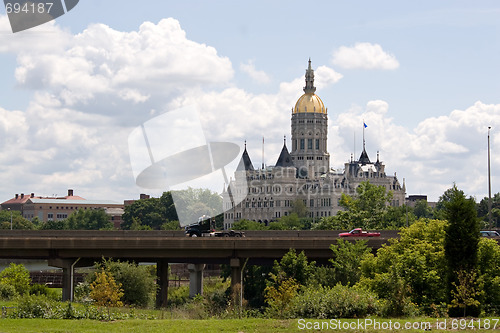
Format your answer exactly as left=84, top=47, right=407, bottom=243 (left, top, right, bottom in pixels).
left=122, top=192, right=179, bottom=230
left=170, top=188, right=221, bottom=224
left=264, top=277, right=299, bottom=318
left=233, top=219, right=267, bottom=230
left=269, top=213, right=304, bottom=230
left=0, top=210, right=34, bottom=230
left=0, top=263, right=31, bottom=295
left=329, top=239, right=371, bottom=286
left=291, top=199, right=308, bottom=218
left=443, top=185, right=480, bottom=316
left=313, top=181, right=393, bottom=230
left=269, top=249, right=316, bottom=287
left=91, top=259, right=157, bottom=307
left=477, top=238, right=500, bottom=314
left=66, top=208, right=113, bottom=230
left=359, top=219, right=448, bottom=315
left=38, top=219, right=69, bottom=230
left=414, top=200, right=433, bottom=219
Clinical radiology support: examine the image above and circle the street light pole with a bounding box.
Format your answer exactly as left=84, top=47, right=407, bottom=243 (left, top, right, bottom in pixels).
left=8, top=208, right=12, bottom=230
left=488, top=126, right=493, bottom=229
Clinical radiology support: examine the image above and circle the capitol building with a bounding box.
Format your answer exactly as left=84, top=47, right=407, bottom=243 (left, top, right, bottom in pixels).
left=222, top=60, right=405, bottom=229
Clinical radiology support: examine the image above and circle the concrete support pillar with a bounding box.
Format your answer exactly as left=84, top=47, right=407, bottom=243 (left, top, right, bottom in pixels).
left=61, top=265, right=71, bottom=301
left=48, top=258, right=75, bottom=302
left=156, top=259, right=169, bottom=308
left=188, top=263, right=205, bottom=298
left=230, top=258, right=242, bottom=291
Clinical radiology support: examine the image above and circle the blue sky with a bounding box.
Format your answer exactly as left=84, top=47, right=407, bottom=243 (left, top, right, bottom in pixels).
left=0, top=0, right=499, bottom=203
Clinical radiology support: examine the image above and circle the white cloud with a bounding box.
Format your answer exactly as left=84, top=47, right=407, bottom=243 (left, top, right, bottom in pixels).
left=2, top=17, right=234, bottom=109
left=332, top=42, right=399, bottom=70
left=240, top=60, right=271, bottom=84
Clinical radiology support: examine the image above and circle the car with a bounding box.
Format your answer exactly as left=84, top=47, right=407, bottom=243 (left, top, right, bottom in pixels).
left=480, top=230, right=500, bottom=237
left=338, top=228, right=380, bottom=237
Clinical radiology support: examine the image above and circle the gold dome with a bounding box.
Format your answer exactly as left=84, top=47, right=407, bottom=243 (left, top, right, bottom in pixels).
left=293, top=93, right=327, bottom=114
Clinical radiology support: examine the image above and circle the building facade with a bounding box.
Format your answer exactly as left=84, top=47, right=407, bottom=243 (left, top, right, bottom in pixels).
left=222, top=60, right=405, bottom=229
left=1, top=189, right=124, bottom=224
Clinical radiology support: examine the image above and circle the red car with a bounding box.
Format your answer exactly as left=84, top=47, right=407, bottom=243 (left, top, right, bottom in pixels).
left=339, top=228, right=380, bottom=237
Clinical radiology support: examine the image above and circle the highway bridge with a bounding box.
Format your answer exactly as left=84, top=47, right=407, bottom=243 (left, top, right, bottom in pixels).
left=0, top=230, right=399, bottom=307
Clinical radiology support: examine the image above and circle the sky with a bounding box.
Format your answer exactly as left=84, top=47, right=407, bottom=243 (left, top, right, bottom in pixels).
left=0, top=0, right=499, bottom=204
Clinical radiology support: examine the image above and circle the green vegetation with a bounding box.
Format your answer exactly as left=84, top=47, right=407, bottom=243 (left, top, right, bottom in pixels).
left=1, top=184, right=500, bottom=327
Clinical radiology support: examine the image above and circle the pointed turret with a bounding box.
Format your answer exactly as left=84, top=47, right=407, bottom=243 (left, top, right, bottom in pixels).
left=358, top=148, right=371, bottom=165
left=303, top=58, right=316, bottom=94
left=275, top=139, right=294, bottom=167
left=236, top=142, right=255, bottom=171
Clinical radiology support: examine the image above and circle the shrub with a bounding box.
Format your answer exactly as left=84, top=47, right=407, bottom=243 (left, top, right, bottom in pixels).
left=29, top=283, right=59, bottom=300
left=91, top=260, right=156, bottom=307
left=290, top=284, right=380, bottom=319
left=0, top=283, right=17, bottom=300
left=0, top=263, right=30, bottom=295
left=167, top=285, right=189, bottom=306
left=14, top=294, right=57, bottom=318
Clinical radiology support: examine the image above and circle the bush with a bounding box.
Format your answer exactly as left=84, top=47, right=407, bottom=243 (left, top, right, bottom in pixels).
left=0, top=283, right=17, bottom=300
left=0, top=263, right=31, bottom=295
left=90, top=260, right=157, bottom=307
left=29, top=283, right=59, bottom=300
left=14, top=294, right=57, bottom=318
left=290, top=284, right=380, bottom=319
left=167, top=285, right=189, bottom=306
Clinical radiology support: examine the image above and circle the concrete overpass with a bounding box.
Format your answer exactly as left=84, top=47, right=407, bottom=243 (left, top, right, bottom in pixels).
left=0, top=230, right=399, bottom=307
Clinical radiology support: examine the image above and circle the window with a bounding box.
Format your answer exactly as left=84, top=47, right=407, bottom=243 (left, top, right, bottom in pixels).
left=300, top=139, right=305, bottom=150
left=47, top=213, right=53, bottom=220
left=315, top=139, right=320, bottom=150
left=308, top=139, right=313, bottom=150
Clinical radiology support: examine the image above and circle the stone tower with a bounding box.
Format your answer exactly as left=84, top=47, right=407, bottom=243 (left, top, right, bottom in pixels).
left=290, top=59, right=330, bottom=178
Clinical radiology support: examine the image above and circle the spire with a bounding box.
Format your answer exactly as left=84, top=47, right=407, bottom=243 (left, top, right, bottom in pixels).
left=275, top=140, right=294, bottom=168
left=303, top=58, right=316, bottom=94
left=236, top=143, right=255, bottom=171
left=358, top=148, right=371, bottom=165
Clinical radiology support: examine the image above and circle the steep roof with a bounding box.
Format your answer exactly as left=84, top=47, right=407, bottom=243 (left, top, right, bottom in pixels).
left=358, top=148, right=371, bottom=165
left=275, top=142, right=294, bottom=167
left=236, top=146, right=255, bottom=171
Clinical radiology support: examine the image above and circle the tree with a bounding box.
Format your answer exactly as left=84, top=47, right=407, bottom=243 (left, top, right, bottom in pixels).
left=0, top=263, right=31, bottom=295
left=269, top=249, right=316, bottom=287
left=66, top=208, right=114, bottom=230
left=122, top=191, right=179, bottom=230
left=264, top=277, right=299, bottom=318
left=359, top=219, right=448, bottom=315
left=90, top=269, right=124, bottom=319
left=233, top=219, right=267, bottom=230
left=269, top=213, right=303, bottom=230
left=329, top=239, right=371, bottom=286
left=313, top=181, right=394, bottom=230
left=170, top=188, right=221, bottom=224
left=0, top=210, right=34, bottom=230
left=91, top=259, right=157, bottom=307
left=413, top=200, right=433, bottom=219
left=291, top=199, right=308, bottom=218
left=443, top=185, right=481, bottom=316
left=477, top=238, right=500, bottom=314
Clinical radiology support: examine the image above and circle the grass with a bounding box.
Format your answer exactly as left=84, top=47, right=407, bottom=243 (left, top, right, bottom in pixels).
left=0, top=317, right=497, bottom=332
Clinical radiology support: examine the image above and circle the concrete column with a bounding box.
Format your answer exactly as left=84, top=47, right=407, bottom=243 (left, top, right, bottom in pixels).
left=48, top=258, right=74, bottom=302
left=187, top=263, right=205, bottom=297
left=230, top=258, right=241, bottom=291
left=61, top=265, right=71, bottom=301
left=156, top=260, right=169, bottom=308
